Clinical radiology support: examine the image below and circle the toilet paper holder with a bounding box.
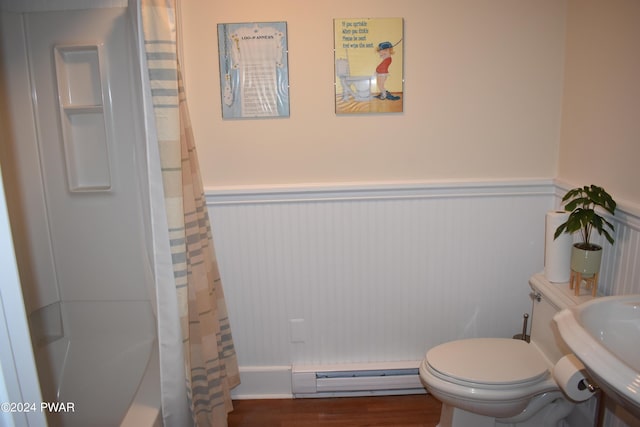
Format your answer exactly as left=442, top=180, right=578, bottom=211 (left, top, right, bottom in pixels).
left=554, top=354, right=599, bottom=403
left=578, top=377, right=599, bottom=393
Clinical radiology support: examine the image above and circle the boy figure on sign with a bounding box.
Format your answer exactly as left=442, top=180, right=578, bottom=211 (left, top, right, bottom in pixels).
left=374, top=41, right=400, bottom=101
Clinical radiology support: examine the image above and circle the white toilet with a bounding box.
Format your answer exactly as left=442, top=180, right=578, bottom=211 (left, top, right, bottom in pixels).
left=419, top=274, right=595, bottom=427
left=335, top=58, right=372, bottom=102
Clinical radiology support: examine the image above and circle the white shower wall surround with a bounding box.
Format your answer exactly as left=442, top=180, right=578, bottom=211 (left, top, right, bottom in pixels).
left=206, top=180, right=640, bottom=400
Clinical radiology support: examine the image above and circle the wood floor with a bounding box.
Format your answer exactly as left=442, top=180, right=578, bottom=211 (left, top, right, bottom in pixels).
left=228, top=394, right=442, bottom=427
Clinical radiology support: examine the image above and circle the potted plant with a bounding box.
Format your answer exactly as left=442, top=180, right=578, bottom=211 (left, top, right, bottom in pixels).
left=554, top=184, right=616, bottom=278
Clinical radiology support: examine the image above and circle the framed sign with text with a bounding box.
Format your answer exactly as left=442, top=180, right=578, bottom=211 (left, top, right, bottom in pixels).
left=334, top=18, right=404, bottom=114
left=217, top=22, right=290, bottom=119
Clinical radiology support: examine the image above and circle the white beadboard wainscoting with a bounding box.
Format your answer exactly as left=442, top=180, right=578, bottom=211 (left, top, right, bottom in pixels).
left=206, top=180, right=640, bottom=408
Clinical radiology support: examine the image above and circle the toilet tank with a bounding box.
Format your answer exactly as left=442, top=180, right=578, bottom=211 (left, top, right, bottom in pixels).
left=528, top=273, right=594, bottom=365
left=336, top=58, right=350, bottom=76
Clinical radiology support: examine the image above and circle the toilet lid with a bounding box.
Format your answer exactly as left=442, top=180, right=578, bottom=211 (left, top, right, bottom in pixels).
left=426, top=338, right=549, bottom=385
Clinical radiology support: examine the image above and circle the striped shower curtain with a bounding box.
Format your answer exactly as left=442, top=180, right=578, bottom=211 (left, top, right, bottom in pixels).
left=140, top=1, right=240, bottom=425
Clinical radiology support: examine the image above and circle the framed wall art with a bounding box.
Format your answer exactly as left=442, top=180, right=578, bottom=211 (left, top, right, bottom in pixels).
left=334, top=18, right=404, bottom=115
left=217, top=22, right=290, bottom=119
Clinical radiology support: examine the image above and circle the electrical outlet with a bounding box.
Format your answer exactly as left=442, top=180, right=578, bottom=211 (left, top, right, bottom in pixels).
left=289, top=318, right=305, bottom=343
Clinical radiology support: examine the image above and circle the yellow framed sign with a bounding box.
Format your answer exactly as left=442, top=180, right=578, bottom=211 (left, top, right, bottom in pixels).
left=334, top=18, right=404, bottom=115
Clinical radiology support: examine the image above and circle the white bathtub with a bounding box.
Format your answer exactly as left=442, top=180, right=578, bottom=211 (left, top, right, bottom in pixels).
left=120, top=342, right=162, bottom=427
left=31, top=300, right=161, bottom=426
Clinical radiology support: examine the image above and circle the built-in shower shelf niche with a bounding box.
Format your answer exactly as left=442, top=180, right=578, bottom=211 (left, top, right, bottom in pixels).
left=54, top=44, right=112, bottom=192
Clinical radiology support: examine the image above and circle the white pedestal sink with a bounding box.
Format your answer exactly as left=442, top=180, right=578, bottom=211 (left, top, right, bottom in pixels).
left=554, top=294, right=640, bottom=418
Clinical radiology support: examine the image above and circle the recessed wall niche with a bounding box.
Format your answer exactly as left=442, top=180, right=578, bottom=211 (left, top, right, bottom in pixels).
left=54, top=44, right=112, bottom=192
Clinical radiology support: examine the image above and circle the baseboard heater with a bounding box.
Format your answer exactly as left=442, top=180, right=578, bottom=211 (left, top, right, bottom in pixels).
left=291, top=361, right=426, bottom=398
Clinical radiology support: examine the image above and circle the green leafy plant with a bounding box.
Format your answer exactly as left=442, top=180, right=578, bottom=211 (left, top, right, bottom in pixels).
left=554, top=185, right=616, bottom=250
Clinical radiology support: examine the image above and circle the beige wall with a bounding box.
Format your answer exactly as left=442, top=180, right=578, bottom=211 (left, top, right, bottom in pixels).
left=557, top=0, right=640, bottom=207
left=180, top=0, right=566, bottom=187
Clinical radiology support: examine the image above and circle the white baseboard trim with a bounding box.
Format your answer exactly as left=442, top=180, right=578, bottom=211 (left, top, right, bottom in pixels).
left=231, top=365, right=293, bottom=400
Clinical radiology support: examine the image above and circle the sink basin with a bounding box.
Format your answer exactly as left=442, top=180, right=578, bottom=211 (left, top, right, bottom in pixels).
left=554, top=294, right=640, bottom=417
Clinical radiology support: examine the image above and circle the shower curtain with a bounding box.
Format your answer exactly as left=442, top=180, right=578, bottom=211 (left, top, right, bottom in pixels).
left=137, top=1, right=240, bottom=425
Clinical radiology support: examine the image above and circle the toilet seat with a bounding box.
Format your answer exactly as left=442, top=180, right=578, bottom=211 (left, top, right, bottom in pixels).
left=426, top=338, right=549, bottom=387
left=420, top=337, right=559, bottom=419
